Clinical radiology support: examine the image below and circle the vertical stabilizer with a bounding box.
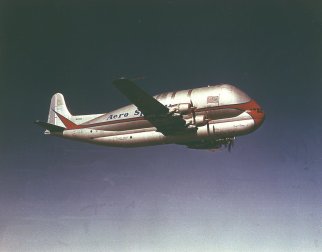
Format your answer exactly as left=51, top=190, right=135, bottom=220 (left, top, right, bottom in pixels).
left=48, top=93, right=72, bottom=127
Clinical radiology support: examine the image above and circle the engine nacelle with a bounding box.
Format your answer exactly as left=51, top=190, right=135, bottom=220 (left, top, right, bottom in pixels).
left=169, top=103, right=192, bottom=114
left=185, top=114, right=207, bottom=127
left=194, top=114, right=207, bottom=126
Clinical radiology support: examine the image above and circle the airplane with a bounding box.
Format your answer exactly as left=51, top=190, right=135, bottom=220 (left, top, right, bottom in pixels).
left=35, top=78, right=265, bottom=150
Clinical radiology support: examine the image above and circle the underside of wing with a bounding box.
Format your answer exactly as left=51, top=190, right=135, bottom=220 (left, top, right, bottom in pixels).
left=113, top=78, right=188, bottom=135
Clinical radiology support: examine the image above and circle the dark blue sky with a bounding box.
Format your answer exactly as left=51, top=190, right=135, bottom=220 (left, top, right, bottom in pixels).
left=1, top=1, right=322, bottom=251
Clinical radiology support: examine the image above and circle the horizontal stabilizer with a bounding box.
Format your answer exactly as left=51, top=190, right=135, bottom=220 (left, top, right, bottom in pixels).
left=34, top=120, right=65, bottom=132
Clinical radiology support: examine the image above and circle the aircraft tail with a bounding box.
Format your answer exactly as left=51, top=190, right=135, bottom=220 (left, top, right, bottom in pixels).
left=35, top=93, right=81, bottom=133
left=47, top=93, right=72, bottom=127
left=35, top=93, right=104, bottom=133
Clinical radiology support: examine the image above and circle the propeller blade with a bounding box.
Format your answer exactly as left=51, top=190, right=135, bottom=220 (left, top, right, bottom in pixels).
left=228, top=138, right=235, bottom=152
left=228, top=141, right=232, bottom=152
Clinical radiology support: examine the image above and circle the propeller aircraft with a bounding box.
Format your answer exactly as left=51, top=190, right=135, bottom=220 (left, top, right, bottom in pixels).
left=35, top=79, right=265, bottom=150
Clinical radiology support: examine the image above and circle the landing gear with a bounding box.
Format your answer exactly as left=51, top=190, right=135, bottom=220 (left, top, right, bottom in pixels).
left=185, top=137, right=236, bottom=150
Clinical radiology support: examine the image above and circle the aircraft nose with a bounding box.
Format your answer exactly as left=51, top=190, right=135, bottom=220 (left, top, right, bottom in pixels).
left=254, top=107, right=265, bottom=128
left=247, top=100, right=265, bottom=129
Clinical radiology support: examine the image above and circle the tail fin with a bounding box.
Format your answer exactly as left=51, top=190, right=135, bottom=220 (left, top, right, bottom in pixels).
left=36, top=93, right=104, bottom=132
left=35, top=93, right=80, bottom=133
left=48, top=93, right=72, bottom=127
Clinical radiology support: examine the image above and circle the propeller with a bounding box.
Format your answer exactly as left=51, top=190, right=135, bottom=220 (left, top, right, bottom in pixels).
left=189, top=99, right=197, bottom=125
left=227, top=137, right=235, bottom=152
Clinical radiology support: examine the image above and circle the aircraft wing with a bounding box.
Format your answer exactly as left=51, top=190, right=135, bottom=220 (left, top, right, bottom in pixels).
left=113, top=78, right=187, bottom=135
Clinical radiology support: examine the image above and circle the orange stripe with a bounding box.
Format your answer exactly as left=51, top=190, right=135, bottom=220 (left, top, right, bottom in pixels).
left=54, top=111, right=81, bottom=129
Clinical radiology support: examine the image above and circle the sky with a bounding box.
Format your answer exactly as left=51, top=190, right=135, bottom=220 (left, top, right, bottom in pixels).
left=1, top=1, right=322, bottom=251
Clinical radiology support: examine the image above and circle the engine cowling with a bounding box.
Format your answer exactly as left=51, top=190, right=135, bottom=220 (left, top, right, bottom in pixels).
left=194, top=114, right=207, bottom=126
left=169, top=103, right=192, bottom=114
left=185, top=114, right=207, bottom=127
